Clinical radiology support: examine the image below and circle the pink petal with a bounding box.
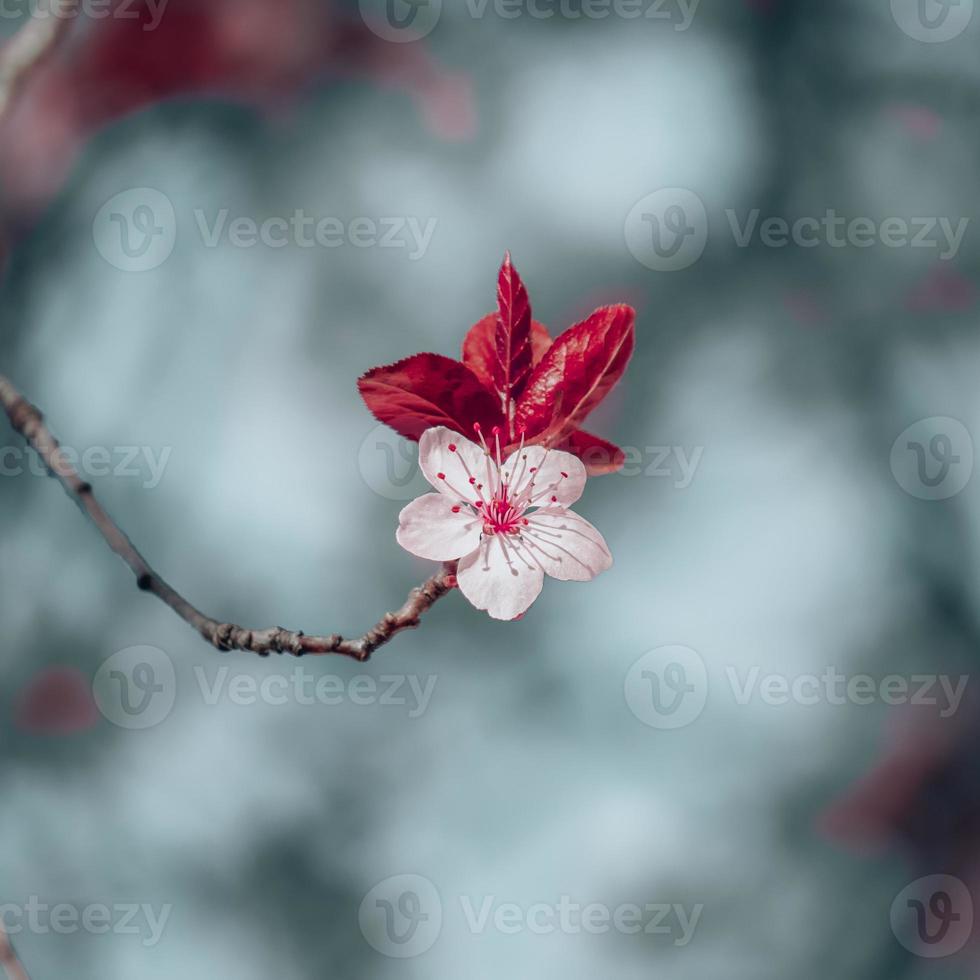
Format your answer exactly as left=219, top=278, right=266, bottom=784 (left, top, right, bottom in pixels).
left=457, top=535, right=545, bottom=621
left=418, top=426, right=490, bottom=502
left=522, top=508, right=612, bottom=581
left=396, top=493, right=483, bottom=562
left=504, top=445, right=586, bottom=508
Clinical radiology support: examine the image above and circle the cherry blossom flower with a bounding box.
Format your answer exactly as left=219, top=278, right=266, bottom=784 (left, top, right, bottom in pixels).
left=396, top=425, right=612, bottom=620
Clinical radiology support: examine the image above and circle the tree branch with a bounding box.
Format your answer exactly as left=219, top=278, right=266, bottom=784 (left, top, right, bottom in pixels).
left=0, top=0, right=78, bottom=120
left=0, top=925, right=29, bottom=980
left=0, top=375, right=457, bottom=661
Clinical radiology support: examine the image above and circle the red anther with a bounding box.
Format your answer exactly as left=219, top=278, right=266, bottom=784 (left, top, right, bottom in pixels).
left=437, top=472, right=446, bottom=480
left=551, top=495, right=558, bottom=502
left=468, top=476, right=476, bottom=484
left=477, top=483, right=483, bottom=490
left=452, top=506, right=461, bottom=513
left=473, top=422, right=482, bottom=432
left=449, top=443, right=457, bottom=452
left=560, top=471, right=568, bottom=478
left=475, top=501, right=483, bottom=508
left=530, top=467, right=537, bottom=473
left=522, top=519, right=529, bottom=525
left=491, top=425, right=500, bottom=437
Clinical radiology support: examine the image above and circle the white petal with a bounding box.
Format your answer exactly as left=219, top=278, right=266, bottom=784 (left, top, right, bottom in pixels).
left=396, top=493, right=482, bottom=562
left=418, top=426, right=493, bottom=502
left=503, top=445, right=586, bottom=508
left=457, top=534, right=545, bottom=621
left=521, top=508, right=613, bottom=581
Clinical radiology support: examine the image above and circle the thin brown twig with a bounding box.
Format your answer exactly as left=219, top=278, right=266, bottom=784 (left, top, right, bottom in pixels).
left=0, top=924, right=29, bottom=980
left=0, top=375, right=457, bottom=660
left=0, top=0, right=78, bottom=120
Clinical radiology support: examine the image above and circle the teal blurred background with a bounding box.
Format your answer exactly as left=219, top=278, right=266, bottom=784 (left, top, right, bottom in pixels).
left=2, top=0, right=980, bottom=976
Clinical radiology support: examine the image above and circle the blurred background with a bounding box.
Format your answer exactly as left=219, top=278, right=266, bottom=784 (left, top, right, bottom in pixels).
left=1, top=0, right=980, bottom=976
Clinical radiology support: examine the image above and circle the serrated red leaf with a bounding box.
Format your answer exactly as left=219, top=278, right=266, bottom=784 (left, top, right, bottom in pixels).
left=494, top=254, right=533, bottom=417
left=462, top=314, right=552, bottom=392
left=358, top=353, right=505, bottom=441
left=558, top=429, right=627, bottom=475
left=514, top=305, right=635, bottom=445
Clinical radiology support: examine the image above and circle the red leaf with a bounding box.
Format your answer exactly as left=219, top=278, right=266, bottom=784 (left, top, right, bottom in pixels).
left=462, top=315, right=552, bottom=391
left=514, top=305, right=635, bottom=444
left=358, top=353, right=505, bottom=442
left=558, top=429, right=627, bottom=475
left=494, top=254, right=533, bottom=415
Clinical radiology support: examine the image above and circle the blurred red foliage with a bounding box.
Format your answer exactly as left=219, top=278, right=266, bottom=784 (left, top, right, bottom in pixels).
left=0, top=0, right=476, bottom=234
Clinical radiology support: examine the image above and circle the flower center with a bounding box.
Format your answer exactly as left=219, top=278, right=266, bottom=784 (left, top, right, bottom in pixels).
left=438, top=423, right=568, bottom=537
left=482, top=486, right=527, bottom=537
